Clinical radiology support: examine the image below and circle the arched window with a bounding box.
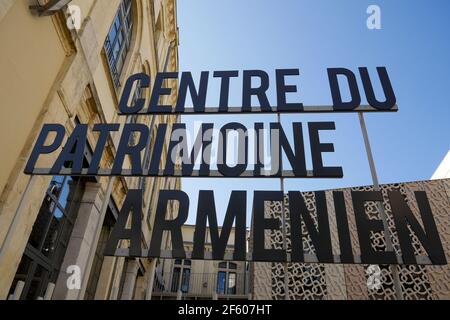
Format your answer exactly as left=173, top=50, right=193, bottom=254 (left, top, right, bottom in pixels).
left=104, top=0, right=134, bottom=88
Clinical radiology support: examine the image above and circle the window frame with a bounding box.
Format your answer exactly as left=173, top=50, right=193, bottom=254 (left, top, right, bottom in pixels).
left=104, top=0, right=134, bottom=89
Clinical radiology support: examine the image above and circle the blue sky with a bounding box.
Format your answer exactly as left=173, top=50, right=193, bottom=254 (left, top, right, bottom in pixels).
left=176, top=0, right=450, bottom=225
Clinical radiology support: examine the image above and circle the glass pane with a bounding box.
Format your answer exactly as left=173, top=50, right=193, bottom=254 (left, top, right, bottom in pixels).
left=174, top=259, right=182, bottom=265
left=112, top=41, right=120, bottom=61
left=108, top=22, right=117, bottom=44
left=53, top=207, right=64, bottom=219
left=58, top=176, right=73, bottom=210
left=114, top=14, right=121, bottom=32
left=118, top=31, right=124, bottom=46
left=181, top=268, right=190, bottom=293
left=218, top=262, right=227, bottom=269
left=25, top=265, right=49, bottom=300
left=9, top=256, right=33, bottom=296
left=171, top=267, right=180, bottom=292
left=227, top=273, right=236, bottom=294
left=28, top=197, right=55, bottom=250
left=183, top=260, right=191, bottom=266
left=217, top=271, right=226, bottom=294
left=228, top=262, right=237, bottom=269
left=42, top=209, right=65, bottom=258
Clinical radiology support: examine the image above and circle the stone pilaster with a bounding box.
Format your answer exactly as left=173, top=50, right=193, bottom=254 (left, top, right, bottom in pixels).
left=120, top=259, right=139, bottom=300
left=53, top=182, right=103, bottom=300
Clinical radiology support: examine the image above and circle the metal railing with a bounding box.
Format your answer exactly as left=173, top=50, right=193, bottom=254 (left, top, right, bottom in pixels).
left=152, top=272, right=248, bottom=299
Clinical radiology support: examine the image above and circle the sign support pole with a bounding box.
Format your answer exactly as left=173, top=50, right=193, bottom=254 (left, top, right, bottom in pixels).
left=358, top=112, right=404, bottom=300
left=277, top=113, right=290, bottom=300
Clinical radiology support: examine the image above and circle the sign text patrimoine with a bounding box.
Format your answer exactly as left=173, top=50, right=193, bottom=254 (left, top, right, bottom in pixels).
left=24, top=67, right=447, bottom=266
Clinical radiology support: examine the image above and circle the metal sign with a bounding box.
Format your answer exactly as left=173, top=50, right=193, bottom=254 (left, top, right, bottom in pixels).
left=24, top=67, right=447, bottom=266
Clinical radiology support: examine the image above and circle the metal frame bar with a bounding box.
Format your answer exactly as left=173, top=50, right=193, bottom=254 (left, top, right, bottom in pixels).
left=28, top=168, right=332, bottom=178
left=112, top=248, right=434, bottom=265
left=358, top=112, right=404, bottom=300
left=119, top=104, right=398, bottom=115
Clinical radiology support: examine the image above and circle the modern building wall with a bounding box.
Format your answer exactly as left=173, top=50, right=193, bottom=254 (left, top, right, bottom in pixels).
left=432, top=150, right=450, bottom=179
left=251, top=179, right=450, bottom=300
left=0, top=0, right=179, bottom=300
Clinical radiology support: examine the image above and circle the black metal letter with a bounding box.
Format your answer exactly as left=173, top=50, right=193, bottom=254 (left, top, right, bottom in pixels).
left=359, top=67, right=396, bottom=110
left=217, top=122, right=248, bottom=176
left=252, top=191, right=287, bottom=262
left=275, top=69, right=303, bottom=111
left=149, top=72, right=178, bottom=113
left=50, top=124, right=87, bottom=175
left=25, top=124, right=65, bottom=174
left=176, top=71, right=209, bottom=112
left=288, top=191, right=333, bottom=263
left=309, top=122, right=343, bottom=178
left=270, top=122, right=307, bottom=177
left=327, top=68, right=361, bottom=110
left=149, top=124, right=168, bottom=175
left=242, top=70, right=271, bottom=111
left=104, top=189, right=143, bottom=257
left=148, top=190, right=189, bottom=259
left=254, top=122, right=265, bottom=176
left=88, top=123, right=120, bottom=174
left=388, top=191, right=446, bottom=265
left=333, top=191, right=354, bottom=263
left=183, top=123, right=214, bottom=176
left=213, top=70, right=239, bottom=111
left=192, top=190, right=246, bottom=260
left=351, top=191, right=397, bottom=264
left=118, top=73, right=150, bottom=114
left=111, top=123, right=149, bottom=175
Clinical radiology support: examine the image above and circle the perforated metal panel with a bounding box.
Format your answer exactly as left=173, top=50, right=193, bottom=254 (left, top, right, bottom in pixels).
left=251, top=179, right=450, bottom=300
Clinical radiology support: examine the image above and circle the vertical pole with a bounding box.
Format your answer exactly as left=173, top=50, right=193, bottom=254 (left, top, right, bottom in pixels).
left=144, top=41, right=175, bottom=299
left=358, top=112, right=403, bottom=300
left=277, top=113, right=289, bottom=300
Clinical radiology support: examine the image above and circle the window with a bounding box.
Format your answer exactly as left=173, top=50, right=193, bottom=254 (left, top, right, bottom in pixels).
left=104, top=0, right=133, bottom=88
left=9, top=176, right=85, bottom=299
left=217, top=271, right=226, bottom=295
left=171, top=259, right=191, bottom=293
left=216, top=262, right=238, bottom=295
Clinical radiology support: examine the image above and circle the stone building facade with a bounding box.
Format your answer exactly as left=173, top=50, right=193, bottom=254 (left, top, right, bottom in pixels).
left=0, top=0, right=179, bottom=300
left=251, top=179, right=450, bottom=300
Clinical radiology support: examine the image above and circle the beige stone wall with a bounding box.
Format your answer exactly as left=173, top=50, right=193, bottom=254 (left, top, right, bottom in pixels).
left=0, top=0, right=179, bottom=300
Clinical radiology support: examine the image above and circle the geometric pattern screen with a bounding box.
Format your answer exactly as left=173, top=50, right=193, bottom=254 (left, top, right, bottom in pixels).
left=251, top=179, right=450, bottom=299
